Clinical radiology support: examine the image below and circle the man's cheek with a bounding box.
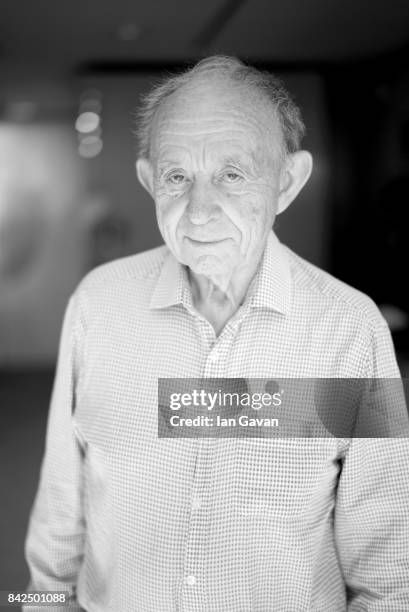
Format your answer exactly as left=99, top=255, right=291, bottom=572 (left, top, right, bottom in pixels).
left=156, top=196, right=183, bottom=226
left=225, top=195, right=265, bottom=230
left=249, top=201, right=271, bottom=227
left=240, top=190, right=272, bottom=223
left=155, top=201, right=177, bottom=245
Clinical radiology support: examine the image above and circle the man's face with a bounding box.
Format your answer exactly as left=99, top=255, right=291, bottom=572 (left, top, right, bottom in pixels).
left=149, top=79, right=284, bottom=287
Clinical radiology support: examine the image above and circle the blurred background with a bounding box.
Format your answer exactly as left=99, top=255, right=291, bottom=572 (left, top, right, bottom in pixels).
left=1, top=0, right=409, bottom=596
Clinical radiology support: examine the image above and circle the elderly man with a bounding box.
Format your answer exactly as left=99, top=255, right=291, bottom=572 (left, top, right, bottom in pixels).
left=24, top=56, right=409, bottom=611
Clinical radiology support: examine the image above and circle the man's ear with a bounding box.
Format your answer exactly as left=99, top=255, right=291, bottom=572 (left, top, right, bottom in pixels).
left=276, top=151, right=313, bottom=215
left=136, top=158, right=154, bottom=197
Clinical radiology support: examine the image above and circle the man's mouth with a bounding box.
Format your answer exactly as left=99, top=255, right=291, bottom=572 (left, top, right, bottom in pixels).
left=186, top=237, right=227, bottom=246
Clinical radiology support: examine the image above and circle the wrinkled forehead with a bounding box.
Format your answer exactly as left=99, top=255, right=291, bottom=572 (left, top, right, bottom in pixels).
left=149, top=78, right=284, bottom=165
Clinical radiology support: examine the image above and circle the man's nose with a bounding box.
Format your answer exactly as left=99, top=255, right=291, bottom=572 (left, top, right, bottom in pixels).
left=186, top=179, right=221, bottom=225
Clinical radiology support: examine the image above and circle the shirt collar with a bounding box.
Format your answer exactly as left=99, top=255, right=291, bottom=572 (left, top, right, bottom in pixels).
left=150, top=230, right=292, bottom=315
left=149, top=251, right=190, bottom=310
left=247, top=229, right=292, bottom=315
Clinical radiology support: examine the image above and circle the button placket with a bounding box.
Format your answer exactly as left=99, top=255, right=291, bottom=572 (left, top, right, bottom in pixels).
left=180, top=438, right=214, bottom=610
left=184, top=574, right=196, bottom=586
left=191, top=495, right=202, bottom=510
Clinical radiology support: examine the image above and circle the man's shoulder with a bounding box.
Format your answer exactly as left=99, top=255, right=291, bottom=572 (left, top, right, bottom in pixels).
left=284, top=246, right=387, bottom=330
left=76, top=244, right=169, bottom=293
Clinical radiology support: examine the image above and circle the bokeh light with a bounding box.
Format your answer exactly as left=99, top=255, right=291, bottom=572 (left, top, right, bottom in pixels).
left=75, top=111, right=100, bottom=134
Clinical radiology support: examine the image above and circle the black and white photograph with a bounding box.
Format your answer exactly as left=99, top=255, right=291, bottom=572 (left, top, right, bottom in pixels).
left=1, top=1, right=409, bottom=610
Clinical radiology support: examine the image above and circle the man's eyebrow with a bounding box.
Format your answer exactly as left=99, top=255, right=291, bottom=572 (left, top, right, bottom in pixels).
left=157, top=161, right=183, bottom=176
left=158, top=160, right=182, bottom=168
left=220, top=153, right=257, bottom=173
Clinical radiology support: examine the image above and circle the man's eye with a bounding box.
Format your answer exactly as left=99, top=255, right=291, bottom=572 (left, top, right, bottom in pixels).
left=222, top=171, right=243, bottom=183
left=167, top=173, right=186, bottom=185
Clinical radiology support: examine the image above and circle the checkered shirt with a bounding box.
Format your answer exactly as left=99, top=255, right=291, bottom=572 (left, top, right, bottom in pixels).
left=24, top=230, right=409, bottom=611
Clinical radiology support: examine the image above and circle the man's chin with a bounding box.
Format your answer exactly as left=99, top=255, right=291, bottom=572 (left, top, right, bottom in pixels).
left=188, top=257, right=233, bottom=288
left=190, top=262, right=221, bottom=277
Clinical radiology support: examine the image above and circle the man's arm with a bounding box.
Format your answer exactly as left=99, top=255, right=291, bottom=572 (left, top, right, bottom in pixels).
left=336, top=437, right=409, bottom=610
left=335, top=321, right=409, bottom=610
left=23, top=294, right=86, bottom=611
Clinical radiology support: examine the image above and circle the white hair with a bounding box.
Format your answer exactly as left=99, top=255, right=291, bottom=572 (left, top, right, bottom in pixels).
left=135, top=55, right=306, bottom=160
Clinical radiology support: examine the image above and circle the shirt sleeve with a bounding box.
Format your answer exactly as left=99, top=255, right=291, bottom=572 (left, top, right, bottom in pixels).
left=23, top=293, right=86, bottom=611
left=335, top=321, right=409, bottom=610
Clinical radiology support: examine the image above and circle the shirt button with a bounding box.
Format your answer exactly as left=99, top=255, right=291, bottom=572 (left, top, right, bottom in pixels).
left=191, top=496, right=202, bottom=510
left=185, top=575, right=196, bottom=586
left=209, top=351, right=219, bottom=363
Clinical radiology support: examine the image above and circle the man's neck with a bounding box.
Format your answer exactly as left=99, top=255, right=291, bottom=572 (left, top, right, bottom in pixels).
left=187, top=254, right=263, bottom=337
